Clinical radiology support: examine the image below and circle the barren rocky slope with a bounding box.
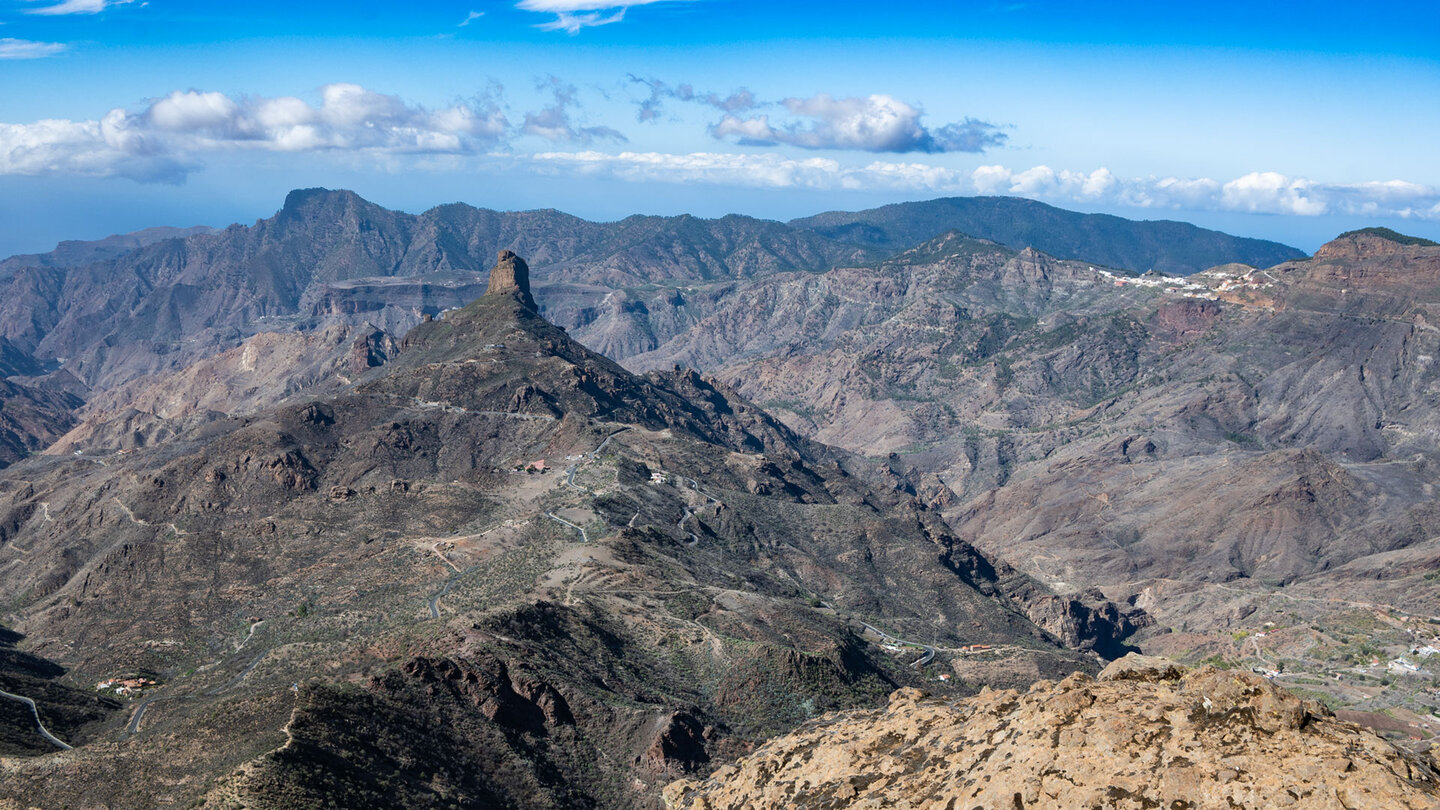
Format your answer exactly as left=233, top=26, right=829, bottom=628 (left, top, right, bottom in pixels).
left=46, top=322, right=398, bottom=456
left=664, top=655, right=1440, bottom=810
left=596, top=231, right=1440, bottom=643
left=0, top=625, right=120, bottom=757
left=0, top=254, right=1124, bottom=809
left=0, top=225, right=213, bottom=280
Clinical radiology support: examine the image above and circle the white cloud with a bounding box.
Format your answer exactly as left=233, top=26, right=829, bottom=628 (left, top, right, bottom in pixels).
left=459, top=10, right=484, bottom=26
left=6, top=79, right=1436, bottom=226
left=523, top=150, right=1440, bottom=222
left=1221, top=171, right=1327, bottom=216
left=0, top=37, right=67, bottom=59
left=24, top=0, right=133, bottom=14
left=0, top=84, right=509, bottom=182
left=516, top=0, right=691, bottom=34
left=709, top=93, right=1006, bottom=154
left=529, top=150, right=848, bottom=189
left=146, top=90, right=240, bottom=132
left=970, top=164, right=1011, bottom=194
left=535, top=9, right=625, bottom=33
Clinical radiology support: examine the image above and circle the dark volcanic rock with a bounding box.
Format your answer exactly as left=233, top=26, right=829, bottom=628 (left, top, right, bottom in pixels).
left=641, top=712, right=710, bottom=776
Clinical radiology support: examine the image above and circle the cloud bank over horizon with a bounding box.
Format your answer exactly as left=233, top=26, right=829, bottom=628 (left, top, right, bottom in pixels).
left=527, top=150, right=1440, bottom=222
left=1, top=81, right=1436, bottom=225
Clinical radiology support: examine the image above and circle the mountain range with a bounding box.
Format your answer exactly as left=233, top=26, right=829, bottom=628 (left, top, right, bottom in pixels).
left=790, top=195, right=1306, bottom=274
left=0, top=191, right=1434, bottom=808
left=593, top=228, right=1440, bottom=656
left=0, top=250, right=1142, bottom=808
left=0, top=189, right=1297, bottom=394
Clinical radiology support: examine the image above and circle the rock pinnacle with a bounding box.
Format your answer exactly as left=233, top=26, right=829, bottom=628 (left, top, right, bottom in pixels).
left=486, top=250, right=537, bottom=311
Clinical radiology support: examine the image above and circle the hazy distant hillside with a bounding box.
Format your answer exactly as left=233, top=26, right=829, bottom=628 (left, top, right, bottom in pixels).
left=0, top=189, right=867, bottom=391
left=0, top=225, right=214, bottom=280
left=791, top=196, right=1305, bottom=274
left=0, top=189, right=1316, bottom=394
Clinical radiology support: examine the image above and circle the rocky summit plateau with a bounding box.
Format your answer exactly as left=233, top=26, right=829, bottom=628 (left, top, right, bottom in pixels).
left=0, top=192, right=1436, bottom=809
left=665, top=655, right=1440, bottom=809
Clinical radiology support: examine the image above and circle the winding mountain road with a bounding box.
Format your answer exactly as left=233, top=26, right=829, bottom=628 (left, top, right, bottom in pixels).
left=855, top=620, right=937, bottom=669
left=563, top=464, right=586, bottom=493
left=546, top=512, right=589, bottom=543
left=124, top=694, right=173, bottom=737
left=238, top=619, right=265, bottom=649
left=656, top=470, right=721, bottom=545
left=206, top=650, right=269, bottom=696
left=124, top=619, right=275, bottom=738
left=563, top=428, right=631, bottom=495
left=428, top=577, right=456, bottom=619
left=678, top=506, right=700, bottom=545
left=0, top=688, right=73, bottom=750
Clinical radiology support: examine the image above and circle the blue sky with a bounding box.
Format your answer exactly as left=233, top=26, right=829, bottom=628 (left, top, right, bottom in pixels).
left=2, top=0, right=1438, bottom=257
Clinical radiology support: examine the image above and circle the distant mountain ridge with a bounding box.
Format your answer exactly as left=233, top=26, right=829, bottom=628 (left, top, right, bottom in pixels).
left=790, top=195, right=1305, bottom=274
left=0, top=189, right=1309, bottom=396
left=0, top=225, right=214, bottom=280
left=0, top=189, right=875, bottom=391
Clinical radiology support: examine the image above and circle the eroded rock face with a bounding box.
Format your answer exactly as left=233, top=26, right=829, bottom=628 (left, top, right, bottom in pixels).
left=1313, top=232, right=1418, bottom=261
left=486, top=249, right=537, bottom=311
left=399, top=655, right=574, bottom=732
left=665, top=657, right=1440, bottom=810
left=641, top=712, right=711, bottom=776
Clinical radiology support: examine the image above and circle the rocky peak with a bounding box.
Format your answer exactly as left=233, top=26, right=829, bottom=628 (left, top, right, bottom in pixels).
left=277, top=187, right=371, bottom=220
left=665, top=656, right=1440, bottom=809
left=485, top=250, right=537, bottom=311
left=1315, top=227, right=1439, bottom=261
left=1001, top=245, right=1056, bottom=285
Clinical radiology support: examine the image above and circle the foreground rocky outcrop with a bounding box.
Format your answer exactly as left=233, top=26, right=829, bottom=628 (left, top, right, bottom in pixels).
left=664, top=655, right=1440, bottom=810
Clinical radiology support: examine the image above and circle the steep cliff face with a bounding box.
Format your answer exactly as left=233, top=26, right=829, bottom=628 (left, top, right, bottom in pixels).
left=665, top=656, right=1440, bottom=810
left=485, top=250, right=539, bottom=311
